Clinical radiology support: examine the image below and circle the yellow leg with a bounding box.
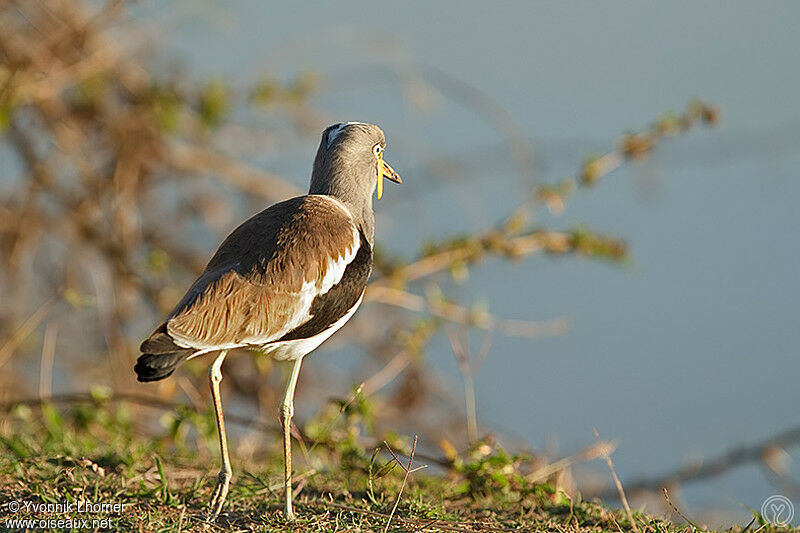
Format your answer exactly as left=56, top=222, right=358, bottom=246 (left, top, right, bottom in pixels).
left=206, top=350, right=231, bottom=521
left=280, top=357, right=304, bottom=521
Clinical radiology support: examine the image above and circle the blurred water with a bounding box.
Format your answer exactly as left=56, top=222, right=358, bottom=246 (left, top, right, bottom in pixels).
left=143, top=0, right=800, bottom=523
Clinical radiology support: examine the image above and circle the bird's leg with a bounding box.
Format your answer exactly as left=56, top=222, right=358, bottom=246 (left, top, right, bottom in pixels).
left=206, top=350, right=231, bottom=521
left=280, top=357, right=304, bottom=521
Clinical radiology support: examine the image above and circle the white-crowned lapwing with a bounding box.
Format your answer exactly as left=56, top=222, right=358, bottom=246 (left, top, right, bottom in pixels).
left=135, top=123, right=401, bottom=521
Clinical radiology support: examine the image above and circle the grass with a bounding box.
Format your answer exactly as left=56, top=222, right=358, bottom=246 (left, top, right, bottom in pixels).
left=0, top=398, right=795, bottom=532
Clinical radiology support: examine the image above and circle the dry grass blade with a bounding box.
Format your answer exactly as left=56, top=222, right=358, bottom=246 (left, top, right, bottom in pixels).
left=318, top=501, right=492, bottom=533
left=594, top=428, right=640, bottom=533
left=526, top=440, right=616, bottom=483
left=361, top=351, right=411, bottom=396
left=663, top=487, right=708, bottom=532
left=0, top=297, right=56, bottom=370
left=447, top=329, right=479, bottom=443
left=38, top=321, right=58, bottom=399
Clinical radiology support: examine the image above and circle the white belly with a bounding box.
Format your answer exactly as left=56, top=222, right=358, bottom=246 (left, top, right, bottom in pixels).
left=260, top=294, right=363, bottom=361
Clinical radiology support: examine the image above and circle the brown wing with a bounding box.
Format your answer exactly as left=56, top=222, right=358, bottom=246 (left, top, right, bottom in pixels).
left=163, top=195, right=361, bottom=350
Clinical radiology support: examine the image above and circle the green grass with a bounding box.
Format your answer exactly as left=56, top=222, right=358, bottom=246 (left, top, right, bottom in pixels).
left=0, top=399, right=794, bottom=532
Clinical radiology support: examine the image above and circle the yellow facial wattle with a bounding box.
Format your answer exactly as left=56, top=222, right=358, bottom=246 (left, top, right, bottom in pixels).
left=376, top=157, right=384, bottom=199
left=375, top=155, right=401, bottom=200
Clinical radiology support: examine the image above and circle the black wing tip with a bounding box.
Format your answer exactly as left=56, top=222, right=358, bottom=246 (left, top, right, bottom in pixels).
left=135, top=369, right=176, bottom=382
left=134, top=350, right=191, bottom=382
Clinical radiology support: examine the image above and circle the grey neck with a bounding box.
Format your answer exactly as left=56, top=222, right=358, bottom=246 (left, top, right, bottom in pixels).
left=309, top=174, right=375, bottom=245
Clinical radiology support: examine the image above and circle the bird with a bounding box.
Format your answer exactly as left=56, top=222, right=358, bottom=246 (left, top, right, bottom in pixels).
left=134, top=122, right=401, bottom=521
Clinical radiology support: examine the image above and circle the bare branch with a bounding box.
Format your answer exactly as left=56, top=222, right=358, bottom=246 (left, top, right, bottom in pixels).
left=367, top=285, right=567, bottom=339
left=166, top=140, right=302, bottom=202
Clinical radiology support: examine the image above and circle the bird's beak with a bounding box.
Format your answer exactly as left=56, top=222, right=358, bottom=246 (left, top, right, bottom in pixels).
left=376, top=156, right=402, bottom=200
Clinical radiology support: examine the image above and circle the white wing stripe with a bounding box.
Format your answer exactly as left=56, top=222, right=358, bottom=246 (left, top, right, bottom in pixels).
left=239, top=224, right=360, bottom=346
left=314, top=223, right=359, bottom=294
left=263, top=292, right=364, bottom=361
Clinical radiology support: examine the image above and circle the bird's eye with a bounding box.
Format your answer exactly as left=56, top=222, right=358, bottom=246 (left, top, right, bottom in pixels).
left=373, top=144, right=383, bottom=157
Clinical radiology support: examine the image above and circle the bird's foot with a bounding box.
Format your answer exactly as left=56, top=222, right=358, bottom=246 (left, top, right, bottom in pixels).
left=206, top=470, right=231, bottom=522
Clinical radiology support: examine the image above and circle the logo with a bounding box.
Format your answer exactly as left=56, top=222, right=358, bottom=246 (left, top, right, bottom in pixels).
left=761, top=495, right=794, bottom=526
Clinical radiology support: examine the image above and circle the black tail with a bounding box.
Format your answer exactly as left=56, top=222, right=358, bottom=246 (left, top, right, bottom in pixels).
left=135, top=326, right=194, bottom=382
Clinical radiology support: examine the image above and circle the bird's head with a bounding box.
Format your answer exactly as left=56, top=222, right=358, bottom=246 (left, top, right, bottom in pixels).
left=310, top=122, right=401, bottom=202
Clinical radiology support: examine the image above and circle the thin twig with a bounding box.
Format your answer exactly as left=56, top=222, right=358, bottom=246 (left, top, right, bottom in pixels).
left=384, top=435, right=427, bottom=533
left=591, top=424, right=800, bottom=499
